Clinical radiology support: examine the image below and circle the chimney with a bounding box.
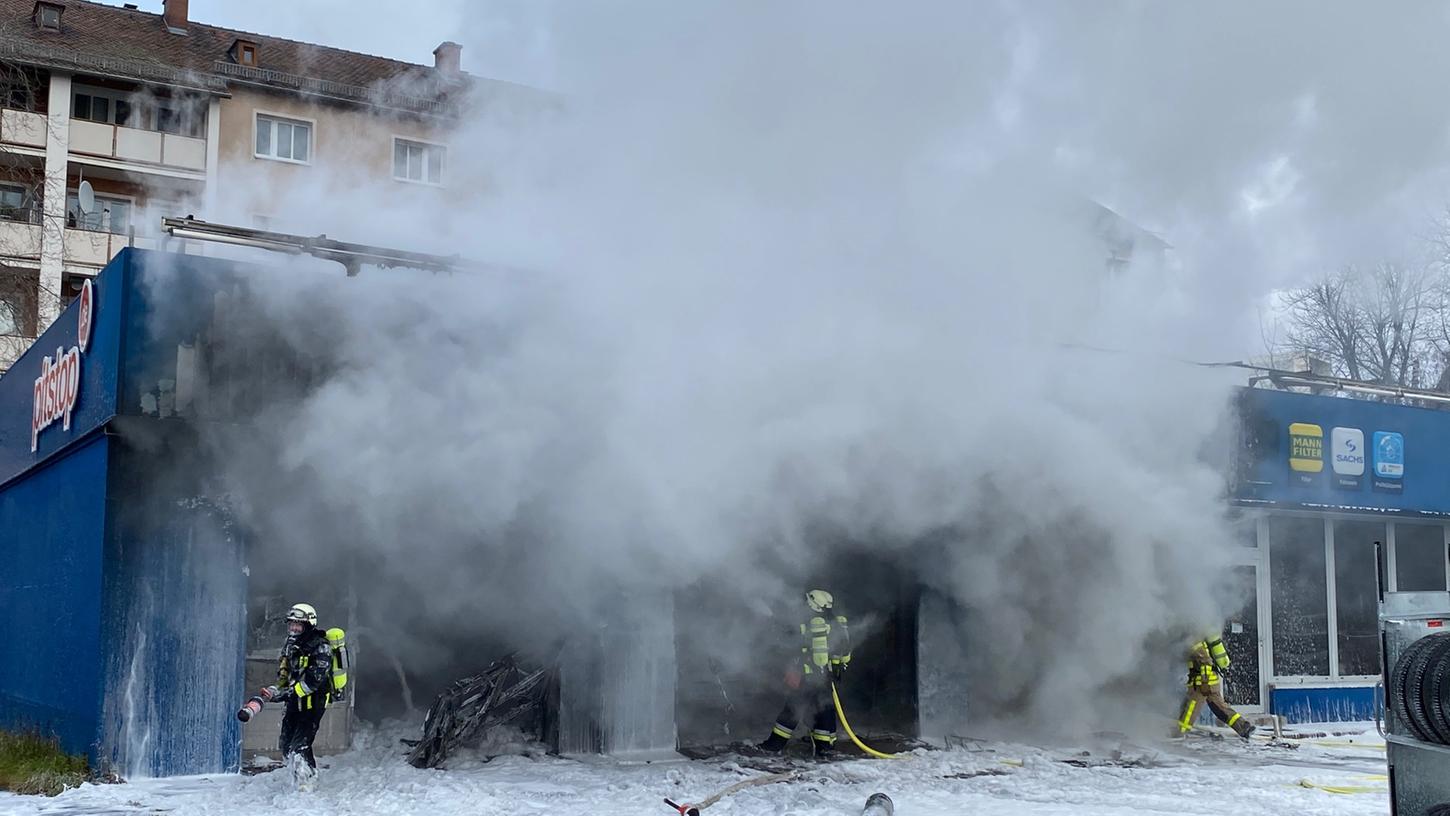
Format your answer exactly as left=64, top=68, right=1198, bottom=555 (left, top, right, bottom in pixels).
left=433, top=41, right=462, bottom=77
left=162, top=0, right=187, bottom=32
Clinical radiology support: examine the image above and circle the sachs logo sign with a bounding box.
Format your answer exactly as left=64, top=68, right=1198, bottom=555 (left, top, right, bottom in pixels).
left=31, top=279, right=94, bottom=452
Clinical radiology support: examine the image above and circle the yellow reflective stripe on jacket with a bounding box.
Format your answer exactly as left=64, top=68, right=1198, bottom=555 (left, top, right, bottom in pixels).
left=1188, top=664, right=1219, bottom=685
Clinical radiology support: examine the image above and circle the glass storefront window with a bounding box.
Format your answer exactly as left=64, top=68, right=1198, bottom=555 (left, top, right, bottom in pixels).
left=1334, top=521, right=1384, bottom=676
left=1270, top=516, right=1329, bottom=676
left=1396, top=523, right=1447, bottom=592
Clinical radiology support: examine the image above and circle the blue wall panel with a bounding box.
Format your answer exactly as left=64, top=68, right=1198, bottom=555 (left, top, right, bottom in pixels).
left=0, top=435, right=109, bottom=759
left=1270, top=686, right=1378, bottom=724
left=97, top=431, right=247, bottom=778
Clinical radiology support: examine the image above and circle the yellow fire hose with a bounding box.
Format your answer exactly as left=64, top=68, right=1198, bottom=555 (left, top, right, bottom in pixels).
left=831, top=682, right=905, bottom=760
left=1294, top=775, right=1387, bottom=795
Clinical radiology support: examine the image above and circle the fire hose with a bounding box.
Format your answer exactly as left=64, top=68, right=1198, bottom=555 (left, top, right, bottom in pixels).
left=831, top=681, right=903, bottom=760
left=664, top=771, right=799, bottom=815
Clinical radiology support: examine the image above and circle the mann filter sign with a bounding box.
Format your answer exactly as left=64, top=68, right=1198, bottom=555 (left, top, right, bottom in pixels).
left=30, top=279, right=93, bottom=452
left=1289, top=422, right=1324, bottom=486
left=1330, top=426, right=1365, bottom=490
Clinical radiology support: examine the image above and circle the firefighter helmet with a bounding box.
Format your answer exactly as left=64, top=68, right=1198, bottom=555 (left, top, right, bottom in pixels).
left=286, top=603, right=318, bottom=627
left=806, top=589, right=834, bottom=613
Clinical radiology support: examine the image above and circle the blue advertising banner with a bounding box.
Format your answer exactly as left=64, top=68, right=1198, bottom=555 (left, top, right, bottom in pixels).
left=1235, top=387, right=1450, bottom=516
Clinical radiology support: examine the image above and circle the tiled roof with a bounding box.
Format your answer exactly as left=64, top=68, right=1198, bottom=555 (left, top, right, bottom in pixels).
left=0, top=0, right=464, bottom=115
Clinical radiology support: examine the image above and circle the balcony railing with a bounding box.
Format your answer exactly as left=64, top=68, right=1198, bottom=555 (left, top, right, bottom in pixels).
left=0, top=218, right=42, bottom=260
left=69, top=119, right=206, bottom=172
left=0, top=106, right=207, bottom=173
left=0, top=108, right=46, bottom=149
left=62, top=229, right=199, bottom=269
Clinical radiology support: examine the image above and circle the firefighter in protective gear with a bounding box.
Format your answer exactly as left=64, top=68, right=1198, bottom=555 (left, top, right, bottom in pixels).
left=270, top=602, right=335, bottom=778
left=758, top=589, right=853, bottom=757
left=1178, top=632, right=1255, bottom=739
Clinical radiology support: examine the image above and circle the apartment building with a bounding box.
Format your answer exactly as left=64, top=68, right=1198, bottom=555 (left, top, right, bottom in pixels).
left=0, top=0, right=484, bottom=374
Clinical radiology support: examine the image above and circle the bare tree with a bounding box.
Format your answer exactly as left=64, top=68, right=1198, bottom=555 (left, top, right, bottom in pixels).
left=1278, top=266, right=1366, bottom=380
left=1276, top=262, right=1441, bottom=389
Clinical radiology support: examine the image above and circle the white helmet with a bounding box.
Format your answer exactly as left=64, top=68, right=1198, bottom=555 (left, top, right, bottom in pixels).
left=806, top=589, right=834, bottom=613
left=286, top=603, right=317, bottom=627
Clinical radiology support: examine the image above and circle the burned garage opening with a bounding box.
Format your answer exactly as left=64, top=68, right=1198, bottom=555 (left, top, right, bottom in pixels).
left=674, top=552, right=923, bottom=755
left=0, top=247, right=971, bottom=777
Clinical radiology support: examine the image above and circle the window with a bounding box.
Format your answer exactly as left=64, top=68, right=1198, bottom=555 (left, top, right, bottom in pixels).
left=1396, top=523, right=1447, bottom=592
left=157, top=106, right=202, bottom=138
left=0, top=266, right=37, bottom=337
left=393, top=138, right=444, bottom=184
left=230, top=38, right=258, bottom=67
left=1334, top=521, right=1384, bottom=676
left=255, top=115, right=311, bottom=163
left=73, top=93, right=107, bottom=123
left=35, top=2, right=61, bottom=31
left=73, top=87, right=134, bottom=127
left=0, top=183, right=35, bottom=223
left=66, top=191, right=132, bottom=235
left=0, top=75, right=37, bottom=112
left=1270, top=516, right=1329, bottom=676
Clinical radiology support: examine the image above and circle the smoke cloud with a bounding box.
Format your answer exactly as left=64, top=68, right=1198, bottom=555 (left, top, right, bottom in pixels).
left=144, top=2, right=1450, bottom=738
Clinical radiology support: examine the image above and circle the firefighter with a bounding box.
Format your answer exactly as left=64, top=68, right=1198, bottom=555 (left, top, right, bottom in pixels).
left=1177, top=631, right=1255, bottom=740
left=758, top=589, right=853, bottom=757
left=259, top=602, right=335, bottom=785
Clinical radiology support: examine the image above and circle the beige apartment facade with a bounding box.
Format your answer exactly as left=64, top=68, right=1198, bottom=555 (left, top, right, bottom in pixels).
left=0, top=0, right=477, bottom=374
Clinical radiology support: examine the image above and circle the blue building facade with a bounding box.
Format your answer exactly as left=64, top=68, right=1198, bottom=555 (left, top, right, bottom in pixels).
left=1228, top=388, right=1450, bottom=722
left=0, top=249, right=247, bottom=777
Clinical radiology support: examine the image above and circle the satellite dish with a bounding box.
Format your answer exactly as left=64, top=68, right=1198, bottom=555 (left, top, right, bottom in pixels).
left=77, top=181, right=95, bottom=214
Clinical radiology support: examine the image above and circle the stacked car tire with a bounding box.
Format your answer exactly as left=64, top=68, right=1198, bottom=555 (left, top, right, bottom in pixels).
left=1391, top=632, right=1450, bottom=744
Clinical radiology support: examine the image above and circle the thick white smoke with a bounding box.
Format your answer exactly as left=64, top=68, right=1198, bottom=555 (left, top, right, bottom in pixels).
left=150, top=2, right=1450, bottom=737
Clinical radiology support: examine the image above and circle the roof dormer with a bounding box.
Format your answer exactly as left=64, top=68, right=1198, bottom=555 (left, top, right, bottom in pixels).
left=229, top=38, right=259, bottom=67
left=33, top=1, right=63, bottom=32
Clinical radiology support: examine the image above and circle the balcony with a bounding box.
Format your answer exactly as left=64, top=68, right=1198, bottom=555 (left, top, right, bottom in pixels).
left=62, top=229, right=199, bottom=270
left=69, top=119, right=206, bottom=174
left=0, top=218, right=42, bottom=260
left=0, top=108, right=46, bottom=150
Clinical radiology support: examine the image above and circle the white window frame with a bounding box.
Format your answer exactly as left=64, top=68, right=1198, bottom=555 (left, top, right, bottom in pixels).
left=391, top=136, right=445, bottom=186
left=0, top=181, right=35, bottom=224
left=73, top=84, right=141, bottom=128
left=253, top=111, right=315, bottom=166
left=1261, top=510, right=1442, bottom=686
left=65, top=188, right=137, bottom=235
left=155, top=103, right=206, bottom=139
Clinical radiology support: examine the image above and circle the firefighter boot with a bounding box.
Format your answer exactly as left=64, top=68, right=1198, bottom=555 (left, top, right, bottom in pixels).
left=811, top=738, right=835, bottom=759
left=1232, top=718, right=1256, bottom=741
left=757, top=725, right=791, bottom=754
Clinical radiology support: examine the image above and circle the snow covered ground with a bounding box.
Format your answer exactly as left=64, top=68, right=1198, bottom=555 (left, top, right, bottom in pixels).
left=2, top=724, right=1390, bottom=816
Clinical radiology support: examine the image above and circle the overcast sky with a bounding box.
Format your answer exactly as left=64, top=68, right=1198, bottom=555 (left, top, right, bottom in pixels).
left=118, top=1, right=1450, bottom=359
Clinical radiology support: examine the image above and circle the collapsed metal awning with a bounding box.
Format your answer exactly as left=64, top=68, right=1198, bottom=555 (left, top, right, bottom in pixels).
left=160, top=217, right=493, bottom=276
